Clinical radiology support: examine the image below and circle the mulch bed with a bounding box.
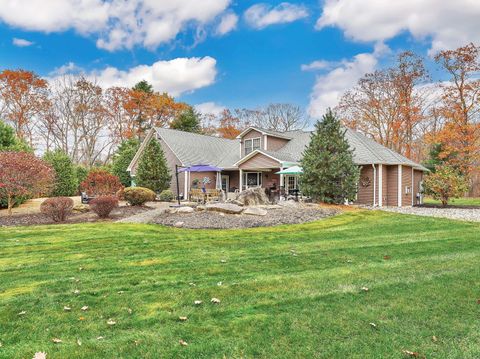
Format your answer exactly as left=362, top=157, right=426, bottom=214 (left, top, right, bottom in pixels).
left=151, top=205, right=339, bottom=229
left=0, top=205, right=152, bottom=227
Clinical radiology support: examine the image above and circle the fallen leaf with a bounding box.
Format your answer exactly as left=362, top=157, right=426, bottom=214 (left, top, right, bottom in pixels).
left=383, top=255, right=391, bottom=260
left=127, top=308, right=133, bottom=314
left=211, top=298, right=221, bottom=304
left=369, top=322, right=377, bottom=329
left=81, top=306, right=89, bottom=311
left=361, top=287, right=369, bottom=292
left=477, top=299, right=480, bottom=304
left=432, top=335, right=438, bottom=342
left=18, top=311, right=26, bottom=316
left=217, top=281, right=223, bottom=286
left=78, top=316, right=85, bottom=321
left=52, top=338, right=62, bottom=344
left=194, top=300, right=202, bottom=305
left=97, top=336, right=104, bottom=340
left=402, top=349, right=420, bottom=357
left=107, top=319, right=116, bottom=325
left=134, top=340, right=141, bottom=346
left=73, top=290, right=80, bottom=295
left=64, top=306, right=71, bottom=311
left=179, top=316, right=188, bottom=321
left=179, top=339, right=188, bottom=346
left=117, top=291, right=124, bottom=294
left=189, top=282, right=196, bottom=286
left=220, top=259, right=227, bottom=263
left=79, top=267, right=84, bottom=271
left=77, top=339, right=82, bottom=346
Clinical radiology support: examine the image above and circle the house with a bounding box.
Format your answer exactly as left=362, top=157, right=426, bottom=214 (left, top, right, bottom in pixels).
left=127, top=126, right=428, bottom=207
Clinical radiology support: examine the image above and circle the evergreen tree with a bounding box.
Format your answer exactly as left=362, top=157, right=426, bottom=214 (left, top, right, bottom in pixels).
left=0, top=119, right=31, bottom=152
left=43, top=150, right=78, bottom=196
left=133, top=80, right=153, bottom=94
left=136, top=139, right=171, bottom=193
left=112, top=138, right=140, bottom=186
left=423, top=143, right=457, bottom=173
left=300, top=109, right=360, bottom=204
left=170, top=107, right=202, bottom=133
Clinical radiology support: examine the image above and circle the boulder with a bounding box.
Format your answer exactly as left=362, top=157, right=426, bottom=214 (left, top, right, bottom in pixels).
left=205, top=203, right=244, bottom=214
left=176, top=206, right=194, bottom=214
left=72, top=204, right=90, bottom=213
left=234, top=187, right=270, bottom=206
left=195, top=205, right=207, bottom=212
left=243, top=207, right=268, bottom=216
left=174, top=221, right=184, bottom=228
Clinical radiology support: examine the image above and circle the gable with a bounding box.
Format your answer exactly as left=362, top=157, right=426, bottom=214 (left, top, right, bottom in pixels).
left=238, top=152, right=281, bottom=170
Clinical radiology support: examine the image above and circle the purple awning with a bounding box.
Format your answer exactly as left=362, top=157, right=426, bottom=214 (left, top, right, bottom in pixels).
left=179, top=164, right=222, bottom=172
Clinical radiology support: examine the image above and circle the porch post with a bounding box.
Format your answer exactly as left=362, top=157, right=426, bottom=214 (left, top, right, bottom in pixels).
left=378, top=164, right=383, bottom=207
left=397, top=165, right=402, bottom=207
left=184, top=170, right=189, bottom=200
left=239, top=169, right=243, bottom=191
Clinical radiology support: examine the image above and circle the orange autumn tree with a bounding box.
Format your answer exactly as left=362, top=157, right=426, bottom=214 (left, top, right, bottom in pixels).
left=0, top=69, right=50, bottom=146
left=432, top=43, right=480, bottom=176
left=217, top=109, right=243, bottom=139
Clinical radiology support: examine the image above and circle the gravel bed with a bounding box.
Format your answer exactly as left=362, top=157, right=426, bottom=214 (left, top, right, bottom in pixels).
left=150, top=205, right=338, bottom=229
left=374, top=206, right=480, bottom=222
left=0, top=205, right=151, bottom=227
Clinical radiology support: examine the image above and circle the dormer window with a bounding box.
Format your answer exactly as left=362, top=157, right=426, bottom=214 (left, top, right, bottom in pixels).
left=245, top=137, right=261, bottom=155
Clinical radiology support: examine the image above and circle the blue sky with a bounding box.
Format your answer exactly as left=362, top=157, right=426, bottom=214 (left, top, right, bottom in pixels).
left=0, top=0, right=478, bottom=118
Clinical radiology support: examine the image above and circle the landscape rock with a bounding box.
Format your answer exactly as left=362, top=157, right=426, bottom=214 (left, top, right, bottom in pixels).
left=243, top=207, right=268, bottom=216
left=176, top=206, right=194, bottom=214
left=205, top=203, right=244, bottom=214
left=72, top=204, right=90, bottom=213
left=195, top=205, right=207, bottom=212
left=234, top=187, right=270, bottom=206
left=174, top=221, right=185, bottom=228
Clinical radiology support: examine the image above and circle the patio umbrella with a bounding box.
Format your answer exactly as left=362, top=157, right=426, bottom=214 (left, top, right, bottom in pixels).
left=179, top=164, right=222, bottom=172
left=276, top=166, right=303, bottom=175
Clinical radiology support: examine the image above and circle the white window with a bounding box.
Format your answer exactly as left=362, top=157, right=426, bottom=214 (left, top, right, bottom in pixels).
left=244, top=137, right=261, bottom=155
left=243, top=172, right=262, bottom=189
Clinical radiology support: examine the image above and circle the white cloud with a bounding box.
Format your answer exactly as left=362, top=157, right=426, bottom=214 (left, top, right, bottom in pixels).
left=301, top=60, right=333, bottom=71
left=12, top=37, right=34, bottom=47
left=93, top=57, right=217, bottom=96
left=216, top=12, right=238, bottom=36
left=244, top=2, right=308, bottom=29
left=50, top=62, right=83, bottom=76
left=0, top=0, right=231, bottom=51
left=195, top=102, right=225, bottom=116
left=317, top=0, right=480, bottom=53
left=307, top=43, right=388, bottom=119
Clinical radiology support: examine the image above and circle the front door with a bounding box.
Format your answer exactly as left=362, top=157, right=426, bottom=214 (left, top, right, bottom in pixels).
left=221, top=175, right=230, bottom=192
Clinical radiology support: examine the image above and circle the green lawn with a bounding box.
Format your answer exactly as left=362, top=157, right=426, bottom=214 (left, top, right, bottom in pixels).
left=1, top=211, right=479, bottom=358
left=424, top=196, right=480, bottom=207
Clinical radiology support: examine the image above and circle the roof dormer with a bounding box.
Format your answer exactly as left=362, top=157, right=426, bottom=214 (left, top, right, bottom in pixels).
left=237, top=127, right=291, bottom=156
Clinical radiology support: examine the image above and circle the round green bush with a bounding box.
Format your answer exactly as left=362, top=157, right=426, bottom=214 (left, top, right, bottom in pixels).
left=159, top=189, right=174, bottom=202
left=123, top=187, right=156, bottom=206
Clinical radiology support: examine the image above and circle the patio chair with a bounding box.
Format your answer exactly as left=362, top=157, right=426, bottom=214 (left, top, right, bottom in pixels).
left=189, top=189, right=204, bottom=203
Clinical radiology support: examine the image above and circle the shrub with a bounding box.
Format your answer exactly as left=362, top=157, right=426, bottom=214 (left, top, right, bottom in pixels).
left=80, top=169, right=123, bottom=196
left=43, top=150, right=77, bottom=196
left=423, top=165, right=469, bottom=207
left=75, top=165, right=88, bottom=190
left=89, top=195, right=119, bottom=218
left=159, top=189, right=174, bottom=202
left=0, top=151, right=54, bottom=215
left=123, top=187, right=156, bottom=206
left=40, top=197, right=74, bottom=222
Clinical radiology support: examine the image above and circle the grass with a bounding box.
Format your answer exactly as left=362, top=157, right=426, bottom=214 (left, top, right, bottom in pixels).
left=1, top=211, right=479, bottom=358
left=424, top=196, right=480, bottom=207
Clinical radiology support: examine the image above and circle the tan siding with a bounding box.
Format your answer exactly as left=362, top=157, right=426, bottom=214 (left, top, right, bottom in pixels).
left=263, top=170, right=280, bottom=188
left=356, top=166, right=375, bottom=205
left=239, top=153, right=281, bottom=170
left=241, top=129, right=263, bottom=156
left=380, top=165, right=388, bottom=205
left=402, top=166, right=413, bottom=206
left=266, top=136, right=289, bottom=151
left=386, top=165, right=398, bottom=206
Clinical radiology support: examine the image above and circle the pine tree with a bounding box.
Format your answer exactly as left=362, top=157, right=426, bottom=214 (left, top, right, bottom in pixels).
left=170, top=107, right=201, bottom=133
left=136, top=139, right=171, bottom=193
left=112, top=138, right=140, bottom=186
left=0, top=119, right=30, bottom=151
left=43, top=150, right=78, bottom=196
left=300, top=109, right=360, bottom=204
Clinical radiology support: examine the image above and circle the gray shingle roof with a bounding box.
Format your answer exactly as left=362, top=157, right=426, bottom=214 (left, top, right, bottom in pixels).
left=155, top=127, right=427, bottom=171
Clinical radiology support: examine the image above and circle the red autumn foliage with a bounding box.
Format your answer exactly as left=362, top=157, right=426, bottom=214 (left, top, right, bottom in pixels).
left=89, top=195, right=119, bottom=218
left=0, top=151, right=54, bottom=215
left=80, top=169, right=123, bottom=196
left=40, top=197, right=74, bottom=222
